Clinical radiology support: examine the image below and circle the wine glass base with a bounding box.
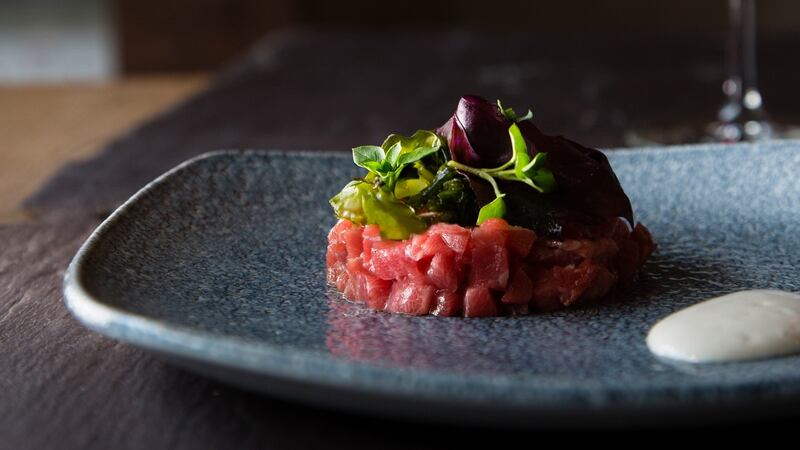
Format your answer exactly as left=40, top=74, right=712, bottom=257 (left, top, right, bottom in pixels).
left=624, top=120, right=800, bottom=147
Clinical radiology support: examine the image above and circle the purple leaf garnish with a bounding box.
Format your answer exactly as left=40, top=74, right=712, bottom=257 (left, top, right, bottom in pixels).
left=517, top=120, right=633, bottom=225
left=437, top=95, right=634, bottom=232
left=437, top=95, right=513, bottom=168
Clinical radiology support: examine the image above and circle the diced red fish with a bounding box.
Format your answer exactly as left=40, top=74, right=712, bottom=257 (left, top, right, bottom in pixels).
left=426, top=222, right=471, bottom=254
left=405, top=232, right=450, bottom=262
left=384, top=277, right=435, bottom=315
left=325, top=217, right=655, bottom=317
left=505, top=225, right=537, bottom=257
left=368, top=240, right=424, bottom=281
left=463, top=285, right=498, bottom=317
left=469, top=222, right=509, bottom=290
left=501, top=267, right=533, bottom=304
left=431, top=290, right=462, bottom=316
left=426, top=251, right=461, bottom=292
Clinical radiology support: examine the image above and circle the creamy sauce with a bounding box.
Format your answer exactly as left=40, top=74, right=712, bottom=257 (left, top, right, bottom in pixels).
left=647, top=290, right=800, bottom=363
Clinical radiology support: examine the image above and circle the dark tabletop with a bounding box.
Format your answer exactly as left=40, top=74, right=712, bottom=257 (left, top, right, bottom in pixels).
left=4, top=29, right=800, bottom=447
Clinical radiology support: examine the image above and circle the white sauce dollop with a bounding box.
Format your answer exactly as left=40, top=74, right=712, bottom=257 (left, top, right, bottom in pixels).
left=647, top=290, right=800, bottom=363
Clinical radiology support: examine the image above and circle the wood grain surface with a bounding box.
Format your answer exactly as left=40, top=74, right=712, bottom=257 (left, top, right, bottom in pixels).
left=3, top=29, right=800, bottom=447
left=0, top=75, right=209, bottom=223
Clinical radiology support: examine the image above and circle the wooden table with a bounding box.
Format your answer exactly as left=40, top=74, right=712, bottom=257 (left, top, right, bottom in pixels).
left=3, top=30, right=800, bottom=447
left=0, top=75, right=209, bottom=223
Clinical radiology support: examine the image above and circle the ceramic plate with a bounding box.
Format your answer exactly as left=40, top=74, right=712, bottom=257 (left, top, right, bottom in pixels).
left=64, top=143, right=800, bottom=427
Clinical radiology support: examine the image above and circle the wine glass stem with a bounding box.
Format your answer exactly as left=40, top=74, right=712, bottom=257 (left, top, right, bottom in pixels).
left=721, top=0, right=764, bottom=123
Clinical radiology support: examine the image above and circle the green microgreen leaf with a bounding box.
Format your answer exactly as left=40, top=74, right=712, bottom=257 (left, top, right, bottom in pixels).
left=385, top=142, right=402, bottom=168
left=329, top=180, right=367, bottom=224
left=477, top=195, right=506, bottom=224
left=497, top=99, right=514, bottom=122
left=396, top=146, right=439, bottom=167
left=515, top=109, right=533, bottom=121
left=352, top=145, right=385, bottom=171
left=330, top=180, right=426, bottom=240
left=360, top=160, right=384, bottom=173
left=530, top=169, right=556, bottom=193
left=414, top=161, right=436, bottom=182
left=381, top=130, right=441, bottom=156
left=394, top=177, right=429, bottom=199
left=364, top=188, right=427, bottom=239
left=509, top=123, right=530, bottom=179
left=379, top=160, right=395, bottom=174
left=522, top=152, right=547, bottom=174
left=497, top=99, right=533, bottom=123
left=353, top=130, right=442, bottom=200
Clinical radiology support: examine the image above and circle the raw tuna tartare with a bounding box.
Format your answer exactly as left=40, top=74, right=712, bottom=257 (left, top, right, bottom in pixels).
left=327, top=95, right=655, bottom=317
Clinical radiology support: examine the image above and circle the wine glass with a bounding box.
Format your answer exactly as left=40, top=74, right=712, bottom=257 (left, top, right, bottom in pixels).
left=709, top=0, right=773, bottom=142
left=626, top=0, right=795, bottom=145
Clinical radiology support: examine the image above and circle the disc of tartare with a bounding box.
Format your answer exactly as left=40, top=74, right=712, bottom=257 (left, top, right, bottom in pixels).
left=326, top=95, right=655, bottom=317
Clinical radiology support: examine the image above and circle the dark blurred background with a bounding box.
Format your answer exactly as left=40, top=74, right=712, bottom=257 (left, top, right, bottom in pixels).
left=118, top=0, right=800, bottom=72
left=115, top=0, right=800, bottom=72
left=2, top=0, right=799, bottom=78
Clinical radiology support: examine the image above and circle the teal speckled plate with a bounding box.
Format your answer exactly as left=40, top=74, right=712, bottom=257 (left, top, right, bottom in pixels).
left=64, top=142, right=800, bottom=427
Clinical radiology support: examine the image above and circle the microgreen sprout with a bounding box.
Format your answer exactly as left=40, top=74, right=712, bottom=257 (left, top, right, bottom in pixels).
left=352, top=130, right=442, bottom=191
left=497, top=99, right=533, bottom=123
left=447, top=123, right=556, bottom=224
